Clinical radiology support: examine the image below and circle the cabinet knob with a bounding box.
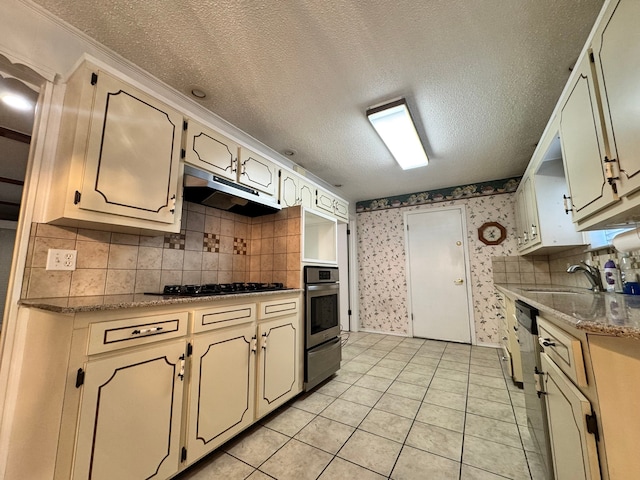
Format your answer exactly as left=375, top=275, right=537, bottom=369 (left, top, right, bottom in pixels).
left=454, top=279, right=464, bottom=285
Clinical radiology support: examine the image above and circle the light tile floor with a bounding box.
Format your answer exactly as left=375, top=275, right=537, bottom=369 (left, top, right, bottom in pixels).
left=176, top=332, right=547, bottom=480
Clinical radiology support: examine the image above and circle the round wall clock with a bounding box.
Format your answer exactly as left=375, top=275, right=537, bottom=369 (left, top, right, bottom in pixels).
left=478, top=221, right=507, bottom=245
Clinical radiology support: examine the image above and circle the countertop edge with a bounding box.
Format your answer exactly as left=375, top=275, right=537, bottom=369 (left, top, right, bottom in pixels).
left=19, top=289, right=304, bottom=314
left=495, top=283, right=640, bottom=340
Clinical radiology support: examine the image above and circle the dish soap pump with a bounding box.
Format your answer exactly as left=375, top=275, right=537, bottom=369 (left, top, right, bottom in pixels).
left=604, top=259, right=622, bottom=292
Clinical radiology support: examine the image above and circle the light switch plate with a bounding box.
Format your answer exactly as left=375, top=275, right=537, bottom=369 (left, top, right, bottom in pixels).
left=46, top=249, right=77, bottom=271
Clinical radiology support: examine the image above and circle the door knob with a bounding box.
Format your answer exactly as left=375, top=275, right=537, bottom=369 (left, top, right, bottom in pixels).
left=454, top=279, right=464, bottom=285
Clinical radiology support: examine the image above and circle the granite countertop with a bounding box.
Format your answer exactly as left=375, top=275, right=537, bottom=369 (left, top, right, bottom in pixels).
left=495, top=283, right=640, bottom=340
left=19, top=289, right=303, bottom=314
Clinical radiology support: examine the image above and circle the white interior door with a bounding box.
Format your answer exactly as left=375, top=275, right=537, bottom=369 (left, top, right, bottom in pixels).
left=406, top=207, right=472, bottom=343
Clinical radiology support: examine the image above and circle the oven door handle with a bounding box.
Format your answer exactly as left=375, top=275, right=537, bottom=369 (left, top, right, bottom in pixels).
left=306, top=283, right=340, bottom=293
left=307, top=336, right=341, bottom=356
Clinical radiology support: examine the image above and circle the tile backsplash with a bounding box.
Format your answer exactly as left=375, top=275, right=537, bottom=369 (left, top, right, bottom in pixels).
left=493, top=244, right=640, bottom=290
left=22, top=203, right=302, bottom=299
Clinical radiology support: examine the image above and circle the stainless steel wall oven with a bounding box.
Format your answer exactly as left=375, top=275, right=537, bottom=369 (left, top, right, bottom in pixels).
left=304, top=266, right=341, bottom=391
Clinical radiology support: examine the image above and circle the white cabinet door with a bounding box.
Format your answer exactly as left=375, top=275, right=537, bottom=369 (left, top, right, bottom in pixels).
left=515, top=187, right=527, bottom=248
left=591, top=0, right=640, bottom=199
left=79, top=70, right=182, bottom=224
left=184, top=119, right=238, bottom=182
left=256, top=316, right=299, bottom=418
left=73, top=340, right=185, bottom=480
left=559, top=55, right=618, bottom=223
left=315, top=188, right=335, bottom=216
left=299, top=178, right=316, bottom=210
left=279, top=170, right=300, bottom=207
left=238, top=148, right=278, bottom=197
left=522, top=176, right=541, bottom=249
left=186, top=322, right=256, bottom=462
left=333, top=196, right=349, bottom=221
left=542, top=353, right=601, bottom=480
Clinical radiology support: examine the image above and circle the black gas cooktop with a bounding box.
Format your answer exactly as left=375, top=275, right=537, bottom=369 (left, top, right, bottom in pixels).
left=145, top=282, right=287, bottom=297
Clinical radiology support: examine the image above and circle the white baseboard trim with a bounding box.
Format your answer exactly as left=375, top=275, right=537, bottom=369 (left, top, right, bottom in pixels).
left=476, top=342, right=501, bottom=349
left=355, top=328, right=410, bottom=338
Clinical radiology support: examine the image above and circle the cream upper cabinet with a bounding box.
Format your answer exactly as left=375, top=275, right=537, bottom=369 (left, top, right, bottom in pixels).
left=299, top=178, right=316, bottom=210
left=47, top=62, right=183, bottom=232
left=238, top=148, right=278, bottom=197
left=515, top=123, right=585, bottom=255
left=590, top=0, right=640, bottom=199
left=184, top=119, right=238, bottom=182
left=280, top=169, right=322, bottom=215
left=73, top=339, right=185, bottom=480
left=279, top=169, right=300, bottom=208
left=315, top=187, right=349, bottom=222
left=515, top=176, right=540, bottom=250
left=559, top=54, right=617, bottom=224
left=186, top=321, right=256, bottom=463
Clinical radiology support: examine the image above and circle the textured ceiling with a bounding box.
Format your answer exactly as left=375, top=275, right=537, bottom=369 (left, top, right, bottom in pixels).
left=32, top=0, right=604, bottom=202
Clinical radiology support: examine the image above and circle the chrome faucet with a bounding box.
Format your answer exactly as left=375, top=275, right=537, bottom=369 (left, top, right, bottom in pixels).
left=567, top=262, right=603, bottom=292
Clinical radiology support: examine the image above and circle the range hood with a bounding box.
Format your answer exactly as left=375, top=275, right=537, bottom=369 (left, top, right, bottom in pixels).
left=183, top=164, right=281, bottom=217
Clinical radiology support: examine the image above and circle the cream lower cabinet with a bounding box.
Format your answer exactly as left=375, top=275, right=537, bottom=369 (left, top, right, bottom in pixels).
left=542, top=353, right=601, bottom=480
left=256, top=316, right=299, bottom=418
left=186, top=317, right=256, bottom=463
left=73, top=340, right=186, bottom=480
left=11, top=296, right=301, bottom=480
left=184, top=294, right=301, bottom=465
left=496, top=291, right=522, bottom=385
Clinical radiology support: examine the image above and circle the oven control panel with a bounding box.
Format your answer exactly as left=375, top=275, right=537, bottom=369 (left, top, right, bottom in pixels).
left=304, top=266, right=339, bottom=284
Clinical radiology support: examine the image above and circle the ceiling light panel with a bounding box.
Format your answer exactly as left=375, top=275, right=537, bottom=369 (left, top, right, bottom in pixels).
left=367, top=99, right=428, bottom=170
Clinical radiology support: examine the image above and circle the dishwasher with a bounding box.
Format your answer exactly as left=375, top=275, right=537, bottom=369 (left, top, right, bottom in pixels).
left=516, top=300, right=554, bottom=480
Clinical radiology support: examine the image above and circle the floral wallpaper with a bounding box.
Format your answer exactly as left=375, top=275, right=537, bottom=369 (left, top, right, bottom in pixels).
left=356, top=177, right=520, bottom=212
left=357, top=193, right=519, bottom=345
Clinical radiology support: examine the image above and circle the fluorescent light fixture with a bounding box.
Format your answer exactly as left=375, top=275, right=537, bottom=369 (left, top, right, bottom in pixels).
left=1, top=93, right=33, bottom=111
left=367, top=98, right=428, bottom=170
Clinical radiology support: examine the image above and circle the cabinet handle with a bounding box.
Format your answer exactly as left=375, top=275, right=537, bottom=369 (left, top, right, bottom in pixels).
left=541, top=338, right=556, bottom=347
left=169, top=194, right=176, bottom=214
left=178, top=354, right=185, bottom=381
left=563, top=194, right=573, bottom=214
left=531, top=224, right=537, bottom=238
left=261, top=332, right=267, bottom=350
left=523, top=231, right=529, bottom=242
left=251, top=335, right=257, bottom=353
left=131, top=326, right=163, bottom=335
left=517, top=236, right=522, bottom=246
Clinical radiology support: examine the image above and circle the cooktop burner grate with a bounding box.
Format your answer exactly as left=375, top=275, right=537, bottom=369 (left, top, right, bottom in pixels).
left=146, top=282, right=286, bottom=297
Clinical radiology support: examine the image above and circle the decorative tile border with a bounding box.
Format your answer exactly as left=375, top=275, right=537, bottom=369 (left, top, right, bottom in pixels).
left=356, top=177, right=521, bottom=213
left=203, top=233, right=220, bottom=252
left=234, top=237, right=248, bottom=255
left=164, top=231, right=186, bottom=250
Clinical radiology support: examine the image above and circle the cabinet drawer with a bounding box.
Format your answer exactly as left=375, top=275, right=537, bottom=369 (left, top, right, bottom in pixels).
left=538, top=316, right=587, bottom=388
left=87, top=311, right=189, bottom=355
left=194, top=303, right=256, bottom=333
left=259, top=297, right=299, bottom=320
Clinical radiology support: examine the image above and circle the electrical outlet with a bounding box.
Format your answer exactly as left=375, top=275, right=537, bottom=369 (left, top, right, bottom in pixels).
left=46, top=249, right=77, bottom=271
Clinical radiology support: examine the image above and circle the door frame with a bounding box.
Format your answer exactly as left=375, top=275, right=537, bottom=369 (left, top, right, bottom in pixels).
left=403, top=205, right=476, bottom=345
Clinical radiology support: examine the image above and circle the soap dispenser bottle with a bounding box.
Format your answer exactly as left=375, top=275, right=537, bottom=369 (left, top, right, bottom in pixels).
left=604, top=259, right=622, bottom=293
